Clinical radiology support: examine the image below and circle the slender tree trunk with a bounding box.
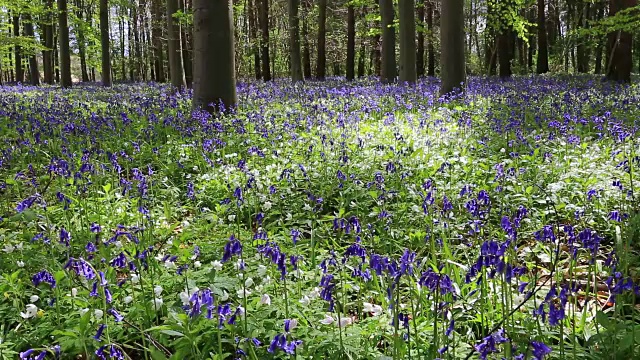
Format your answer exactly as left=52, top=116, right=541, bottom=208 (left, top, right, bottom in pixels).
left=426, top=0, right=435, bottom=77
left=58, top=0, right=72, bottom=87
left=440, top=0, right=465, bottom=94
left=180, top=0, right=193, bottom=86
left=399, top=0, right=417, bottom=83
left=167, top=0, right=186, bottom=88
left=576, top=2, right=590, bottom=72
left=100, top=0, right=112, bottom=86
left=23, top=13, right=40, bottom=85
left=43, top=0, right=54, bottom=84
left=13, top=14, right=23, bottom=83
left=259, top=0, right=271, bottom=81
left=594, top=1, right=604, bottom=74
left=537, top=0, right=549, bottom=73
left=358, top=38, right=366, bottom=77
left=316, top=0, right=327, bottom=79
left=301, top=0, right=311, bottom=79
left=152, top=0, right=166, bottom=82
left=75, top=0, right=89, bottom=82
left=120, top=7, right=126, bottom=81
left=193, top=0, right=237, bottom=112
left=417, top=0, right=425, bottom=77
left=54, top=30, right=60, bottom=83
left=289, top=0, right=303, bottom=81
left=346, top=5, right=356, bottom=80
left=606, top=0, right=636, bottom=83
left=248, top=0, right=261, bottom=79
left=379, top=0, right=396, bottom=83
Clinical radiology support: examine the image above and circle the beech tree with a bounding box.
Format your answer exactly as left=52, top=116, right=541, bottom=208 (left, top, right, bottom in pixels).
left=379, top=0, right=395, bottom=83
left=192, top=0, right=237, bottom=112
left=440, top=0, right=465, bottom=94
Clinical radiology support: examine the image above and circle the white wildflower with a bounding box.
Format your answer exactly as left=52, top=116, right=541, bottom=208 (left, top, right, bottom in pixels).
left=259, top=294, right=271, bottom=306
left=319, top=314, right=334, bottom=325
left=20, top=304, right=38, bottom=319
left=212, top=260, right=223, bottom=271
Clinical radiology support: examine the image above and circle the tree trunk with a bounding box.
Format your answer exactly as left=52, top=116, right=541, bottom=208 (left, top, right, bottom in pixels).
left=259, top=0, right=271, bottom=81
left=498, top=30, right=512, bottom=78
left=575, top=2, right=590, bottom=72
left=440, top=0, right=465, bottom=94
left=358, top=38, right=366, bottom=77
left=100, top=0, right=112, bottom=86
left=317, top=0, right=327, bottom=79
left=132, top=1, right=141, bottom=81
left=180, top=0, right=193, bottom=87
left=289, top=0, right=303, bottom=81
left=346, top=5, right=355, bottom=80
left=23, top=13, right=40, bottom=85
left=249, top=0, right=261, bottom=79
left=152, top=0, right=166, bottom=82
left=399, top=0, right=417, bottom=83
left=13, top=14, right=23, bottom=83
left=119, top=7, right=126, bottom=81
left=193, top=0, right=237, bottom=112
left=58, top=0, right=72, bottom=87
left=417, top=0, right=425, bottom=77
left=167, top=0, right=186, bottom=88
left=606, top=0, right=636, bottom=83
left=43, top=0, right=54, bottom=84
left=594, top=0, right=605, bottom=74
left=75, top=0, right=89, bottom=82
left=537, top=0, right=549, bottom=73
left=426, top=0, right=435, bottom=77
left=302, top=0, right=311, bottom=79
left=379, top=0, right=396, bottom=83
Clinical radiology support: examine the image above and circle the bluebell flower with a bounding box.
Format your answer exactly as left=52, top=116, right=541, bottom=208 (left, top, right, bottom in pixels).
left=222, top=235, right=242, bottom=263
left=290, top=229, right=301, bottom=244
left=531, top=341, right=552, bottom=359
left=108, top=308, right=124, bottom=322
left=94, top=324, right=106, bottom=341
left=32, top=270, right=56, bottom=288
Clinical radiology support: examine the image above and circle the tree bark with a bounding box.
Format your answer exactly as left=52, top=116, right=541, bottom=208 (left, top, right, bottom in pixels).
left=167, top=0, right=186, bottom=89
left=193, top=0, right=237, bottom=112
left=417, top=0, right=425, bottom=77
left=302, top=0, right=311, bottom=78
left=23, top=13, right=40, bottom=85
left=346, top=5, right=355, bottom=80
left=289, top=0, right=303, bottom=81
left=606, top=0, right=636, bottom=83
left=440, top=0, right=465, bottom=94
left=379, top=0, right=396, bottom=83
left=594, top=0, right=605, bottom=74
left=180, top=0, right=193, bottom=87
left=58, top=0, right=72, bottom=87
left=13, top=14, right=23, bottom=83
left=100, top=0, right=112, bottom=86
left=537, top=0, right=549, bottom=73
left=152, top=0, right=166, bottom=82
left=249, top=0, right=261, bottom=79
left=43, top=0, right=54, bottom=84
left=399, top=0, right=417, bottom=83
left=576, top=2, right=590, bottom=72
left=75, top=0, right=89, bottom=82
left=316, top=0, right=327, bottom=79
left=259, top=0, right=271, bottom=81
left=426, top=0, right=435, bottom=77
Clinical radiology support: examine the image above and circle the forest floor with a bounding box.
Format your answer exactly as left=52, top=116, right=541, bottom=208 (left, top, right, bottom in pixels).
left=1, top=77, right=639, bottom=359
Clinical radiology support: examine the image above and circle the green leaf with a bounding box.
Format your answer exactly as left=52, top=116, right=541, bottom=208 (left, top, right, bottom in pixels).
left=160, top=330, right=185, bottom=337
left=595, top=311, right=613, bottom=330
